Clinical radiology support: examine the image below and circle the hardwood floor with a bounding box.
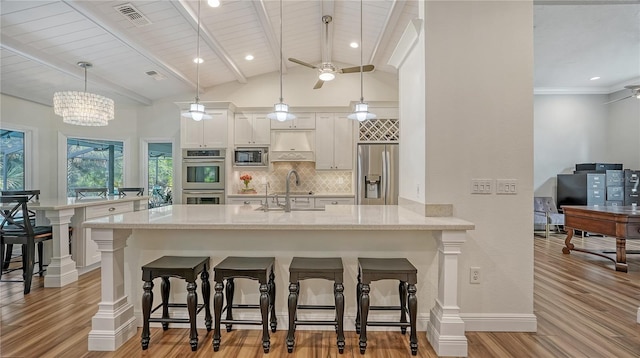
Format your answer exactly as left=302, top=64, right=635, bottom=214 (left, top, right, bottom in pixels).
left=2, top=234, right=640, bottom=357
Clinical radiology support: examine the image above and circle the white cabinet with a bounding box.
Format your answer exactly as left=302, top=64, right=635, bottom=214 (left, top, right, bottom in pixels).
left=290, top=197, right=314, bottom=209
left=315, top=113, right=354, bottom=170
left=235, top=113, right=271, bottom=145
left=228, top=198, right=264, bottom=205
left=270, top=112, right=316, bottom=130
left=181, top=111, right=228, bottom=149
left=315, top=197, right=355, bottom=208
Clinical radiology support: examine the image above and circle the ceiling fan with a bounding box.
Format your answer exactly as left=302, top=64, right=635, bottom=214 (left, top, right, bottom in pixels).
left=604, top=85, right=640, bottom=104
left=288, top=15, right=374, bottom=89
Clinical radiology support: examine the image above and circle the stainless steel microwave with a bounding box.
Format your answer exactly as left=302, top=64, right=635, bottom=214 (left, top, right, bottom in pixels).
left=234, top=147, right=268, bottom=167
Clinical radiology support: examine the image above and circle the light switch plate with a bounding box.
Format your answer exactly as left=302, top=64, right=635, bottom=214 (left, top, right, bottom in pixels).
left=496, top=179, right=518, bottom=194
left=471, top=179, right=493, bottom=194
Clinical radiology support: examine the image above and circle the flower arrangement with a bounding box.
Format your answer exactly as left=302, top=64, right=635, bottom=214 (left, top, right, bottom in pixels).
left=240, top=174, right=252, bottom=189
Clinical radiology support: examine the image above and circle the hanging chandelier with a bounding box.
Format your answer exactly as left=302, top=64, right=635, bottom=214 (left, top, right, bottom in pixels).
left=267, top=0, right=295, bottom=122
left=347, top=0, right=376, bottom=122
left=53, top=61, right=114, bottom=126
left=182, top=0, right=211, bottom=121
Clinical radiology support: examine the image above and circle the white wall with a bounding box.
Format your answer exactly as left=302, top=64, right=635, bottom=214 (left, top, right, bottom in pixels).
left=405, top=1, right=536, bottom=329
left=533, top=94, right=609, bottom=197
left=1, top=94, right=141, bottom=197
left=606, top=88, right=640, bottom=169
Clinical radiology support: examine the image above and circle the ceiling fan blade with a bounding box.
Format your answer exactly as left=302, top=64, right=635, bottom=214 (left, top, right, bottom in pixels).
left=313, top=79, right=324, bottom=89
left=288, top=58, right=317, bottom=69
left=602, top=95, right=632, bottom=105
left=339, top=64, right=375, bottom=74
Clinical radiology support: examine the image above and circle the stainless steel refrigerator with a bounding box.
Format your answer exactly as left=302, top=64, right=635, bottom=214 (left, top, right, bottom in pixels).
left=357, top=144, right=399, bottom=205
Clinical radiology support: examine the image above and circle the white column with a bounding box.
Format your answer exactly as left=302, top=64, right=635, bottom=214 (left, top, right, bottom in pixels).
left=88, top=228, right=136, bottom=351
left=427, top=230, right=467, bottom=357
left=43, top=208, right=78, bottom=287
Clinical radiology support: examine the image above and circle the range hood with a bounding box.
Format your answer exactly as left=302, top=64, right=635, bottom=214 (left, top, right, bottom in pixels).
left=270, top=130, right=315, bottom=162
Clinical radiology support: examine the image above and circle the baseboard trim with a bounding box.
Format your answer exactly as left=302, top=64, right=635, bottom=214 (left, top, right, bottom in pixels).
left=461, top=313, right=537, bottom=332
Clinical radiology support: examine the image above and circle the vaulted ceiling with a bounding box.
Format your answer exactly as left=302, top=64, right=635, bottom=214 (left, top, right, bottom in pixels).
left=1, top=1, right=638, bottom=108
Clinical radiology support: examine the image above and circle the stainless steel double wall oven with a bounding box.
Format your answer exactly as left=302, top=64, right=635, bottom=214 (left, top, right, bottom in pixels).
left=182, top=149, right=225, bottom=204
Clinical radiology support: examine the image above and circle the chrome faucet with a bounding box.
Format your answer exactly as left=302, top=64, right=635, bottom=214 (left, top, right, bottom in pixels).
left=262, top=182, right=270, bottom=212
left=281, top=169, right=300, bottom=212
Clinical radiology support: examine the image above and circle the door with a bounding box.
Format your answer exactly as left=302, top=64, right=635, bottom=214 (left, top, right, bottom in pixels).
left=357, top=144, right=385, bottom=205
left=384, top=144, right=399, bottom=205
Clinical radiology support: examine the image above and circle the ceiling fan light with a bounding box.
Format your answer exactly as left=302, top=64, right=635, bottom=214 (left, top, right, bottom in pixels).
left=208, top=0, right=220, bottom=7
left=319, top=71, right=335, bottom=81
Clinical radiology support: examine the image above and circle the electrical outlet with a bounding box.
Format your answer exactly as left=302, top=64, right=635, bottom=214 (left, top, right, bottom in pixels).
left=470, top=267, right=481, bottom=284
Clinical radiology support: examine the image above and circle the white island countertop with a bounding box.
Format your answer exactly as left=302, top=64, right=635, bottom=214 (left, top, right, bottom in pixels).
left=82, top=204, right=474, bottom=231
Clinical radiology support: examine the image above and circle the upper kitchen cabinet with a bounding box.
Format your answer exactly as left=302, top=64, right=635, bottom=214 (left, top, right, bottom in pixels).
left=181, top=111, right=229, bottom=149
left=315, top=113, right=354, bottom=170
left=270, top=112, right=316, bottom=130
left=235, top=113, right=271, bottom=146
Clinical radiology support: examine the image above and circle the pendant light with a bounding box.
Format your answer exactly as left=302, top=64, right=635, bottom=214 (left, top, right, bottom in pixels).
left=182, top=0, right=211, bottom=121
left=53, top=62, right=115, bottom=126
left=267, top=0, right=295, bottom=122
left=348, top=0, right=376, bottom=122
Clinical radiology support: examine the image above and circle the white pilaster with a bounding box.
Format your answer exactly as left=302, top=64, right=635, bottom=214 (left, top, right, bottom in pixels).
left=88, top=228, right=136, bottom=351
left=427, top=230, right=468, bottom=357
left=43, top=208, right=78, bottom=287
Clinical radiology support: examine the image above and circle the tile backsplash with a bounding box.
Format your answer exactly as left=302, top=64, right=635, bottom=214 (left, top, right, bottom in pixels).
left=231, top=162, right=352, bottom=194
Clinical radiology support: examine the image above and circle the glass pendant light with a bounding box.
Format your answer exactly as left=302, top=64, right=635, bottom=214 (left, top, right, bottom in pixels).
left=183, top=0, right=211, bottom=121
left=267, top=0, right=295, bottom=122
left=348, top=0, right=376, bottom=122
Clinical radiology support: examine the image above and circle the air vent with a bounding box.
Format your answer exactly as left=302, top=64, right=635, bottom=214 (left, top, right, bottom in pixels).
left=114, top=3, right=152, bottom=27
left=145, top=70, right=167, bottom=81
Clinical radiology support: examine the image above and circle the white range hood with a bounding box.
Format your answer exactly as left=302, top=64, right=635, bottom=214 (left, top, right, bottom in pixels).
left=270, top=130, right=315, bottom=162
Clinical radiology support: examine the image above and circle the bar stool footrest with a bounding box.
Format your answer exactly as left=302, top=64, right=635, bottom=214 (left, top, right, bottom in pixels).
left=221, top=319, right=264, bottom=325
left=150, top=303, right=207, bottom=316
left=366, top=321, right=411, bottom=327
left=370, top=305, right=403, bottom=311
left=295, top=320, right=338, bottom=326
left=297, top=304, right=336, bottom=310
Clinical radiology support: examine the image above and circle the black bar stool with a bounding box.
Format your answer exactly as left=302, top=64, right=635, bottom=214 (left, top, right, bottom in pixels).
left=356, top=257, right=418, bottom=355
left=286, top=257, right=345, bottom=353
left=213, top=256, right=276, bottom=353
left=141, top=256, right=211, bottom=351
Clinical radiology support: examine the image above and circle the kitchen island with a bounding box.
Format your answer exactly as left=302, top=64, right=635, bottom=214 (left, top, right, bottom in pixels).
left=84, top=204, right=474, bottom=356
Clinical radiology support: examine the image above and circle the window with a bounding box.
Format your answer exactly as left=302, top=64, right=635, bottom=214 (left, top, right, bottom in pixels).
left=0, top=130, right=25, bottom=190
left=148, top=142, right=173, bottom=207
left=67, top=138, right=123, bottom=197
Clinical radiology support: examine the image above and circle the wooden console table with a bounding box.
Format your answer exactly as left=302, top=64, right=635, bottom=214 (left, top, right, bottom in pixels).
left=561, top=206, right=640, bottom=272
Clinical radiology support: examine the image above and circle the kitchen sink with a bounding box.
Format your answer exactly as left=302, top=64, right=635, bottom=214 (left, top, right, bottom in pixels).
left=254, top=206, right=325, bottom=212
left=270, top=191, right=314, bottom=196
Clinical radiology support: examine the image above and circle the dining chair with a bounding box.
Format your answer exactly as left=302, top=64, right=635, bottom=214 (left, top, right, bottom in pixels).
left=0, top=195, right=53, bottom=294
left=1, top=190, right=40, bottom=270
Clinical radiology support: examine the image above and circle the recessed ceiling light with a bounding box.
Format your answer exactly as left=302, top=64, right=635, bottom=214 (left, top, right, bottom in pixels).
left=245, top=54, right=254, bottom=61
left=350, top=42, right=359, bottom=48
left=590, top=76, right=600, bottom=81
left=208, top=0, right=220, bottom=8
left=193, top=57, right=204, bottom=64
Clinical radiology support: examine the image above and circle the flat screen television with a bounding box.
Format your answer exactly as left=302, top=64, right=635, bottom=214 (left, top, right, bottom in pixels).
left=556, top=174, right=587, bottom=211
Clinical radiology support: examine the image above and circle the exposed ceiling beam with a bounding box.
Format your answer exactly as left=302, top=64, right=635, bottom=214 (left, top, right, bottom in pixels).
left=174, top=0, right=248, bottom=84
left=369, top=0, right=406, bottom=65
left=1, top=90, right=53, bottom=108
left=252, top=0, right=286, bottom=74
left=62, top=0, right=196, bottom=91
left=0, top=35, right=152, bottom=106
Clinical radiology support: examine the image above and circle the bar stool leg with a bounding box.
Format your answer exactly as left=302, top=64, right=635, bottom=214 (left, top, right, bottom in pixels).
left=141, top=280, right=153, bottom=350
left=355, top=271, right=362, bottom=334
left=408, top=283, right=418, bottom=355
left=225, top=278, right=235, bottom=332
left=37, top=242, right=44, bottom=276
left=213, top=281, right=224, bottom=352
left=286, top=282, right=299, bottom=353
left=187, top=281, right=198, bottom=351
left=161, top=277, right=170, bottom=330
left=269, top=269, right=277, bottom=332
left=399, top=281, right=407, bottom=334
left=359, top=283, right=370, bottom=354
left=201, top=270, right=212, bottom=331
left=335, top=282, right=345, bottom=354
left=259, top=282, right=271, bottom=353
